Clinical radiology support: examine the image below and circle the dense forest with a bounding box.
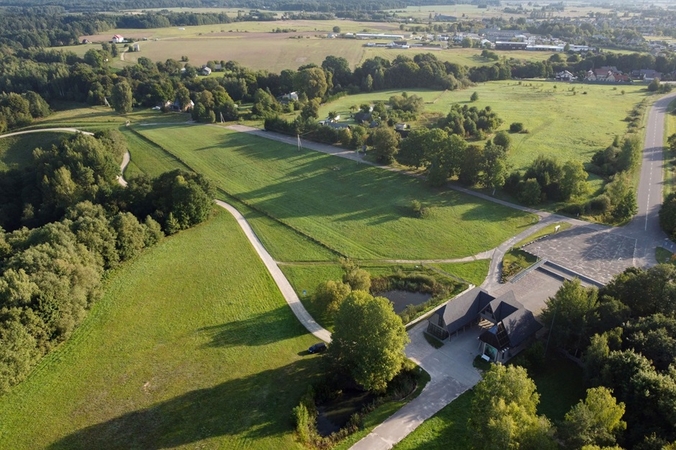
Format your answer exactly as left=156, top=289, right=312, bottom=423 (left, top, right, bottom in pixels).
left=543, top=267, right=676, bottom=448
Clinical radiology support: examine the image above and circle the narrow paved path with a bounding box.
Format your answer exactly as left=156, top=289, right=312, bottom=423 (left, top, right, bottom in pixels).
left=214, top=200, right=332, bottom=343
left=0, top=127, right=93, bottom=139
left=117, top=151, right=130, bottom=187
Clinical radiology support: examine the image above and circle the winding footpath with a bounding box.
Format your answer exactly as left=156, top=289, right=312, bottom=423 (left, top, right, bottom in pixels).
left=7, top=90, right=675, bottom=449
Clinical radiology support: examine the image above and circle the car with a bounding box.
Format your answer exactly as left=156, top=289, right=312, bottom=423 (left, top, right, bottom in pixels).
left=308, top=342, right=327, bottom=354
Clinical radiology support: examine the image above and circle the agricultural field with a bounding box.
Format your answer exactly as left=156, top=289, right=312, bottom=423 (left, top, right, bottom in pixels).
left=0, top=208, right=323, bottom=450
left=0, top=131, right=65, bottom=171
left=133, top=124, right=534, bottom=260
left=319, top=82, right=653, bottom=171
left=385, top=3, right=619, bottom=21
left=65, top=20, right=556, bottom=73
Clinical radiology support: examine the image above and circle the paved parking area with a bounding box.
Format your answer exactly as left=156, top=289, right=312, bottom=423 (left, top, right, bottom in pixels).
left=490, top=269, right=564, bottom=316
left=523, top=225, right=636, bottom=284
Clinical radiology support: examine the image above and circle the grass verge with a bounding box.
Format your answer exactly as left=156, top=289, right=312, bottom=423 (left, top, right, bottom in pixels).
left=393, top=389, right=474, bottom=450
left=656, top=246, right=675, bottom=265
left=501, top=248, right=538, bottom=282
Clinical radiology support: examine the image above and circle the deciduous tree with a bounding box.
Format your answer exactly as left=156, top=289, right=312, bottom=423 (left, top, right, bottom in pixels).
left=468, top=364, right=557, bottom=450
left=329, top=291, right=409, bottom=392
left=559, top=387, right=626, bottom=449
left=110, top=80, right=133, bottom=114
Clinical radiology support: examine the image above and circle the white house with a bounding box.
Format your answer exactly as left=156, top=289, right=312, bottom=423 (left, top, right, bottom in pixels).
left=112, top=35, right=124, bottom=43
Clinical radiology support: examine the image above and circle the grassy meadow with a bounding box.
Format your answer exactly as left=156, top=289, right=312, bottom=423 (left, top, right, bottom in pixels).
left=0, top=208, right=323, bottom=450
left=118, top=126, right=339, bottom=262
left=320, top=82, right=652, bottom=171
left=0, top=131, right=66, bottom=171
left=133, top=124, right=534, bottom=260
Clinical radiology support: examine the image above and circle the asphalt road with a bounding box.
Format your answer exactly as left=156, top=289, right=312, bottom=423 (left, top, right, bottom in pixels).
left=626, top=92, right=676, bottom=238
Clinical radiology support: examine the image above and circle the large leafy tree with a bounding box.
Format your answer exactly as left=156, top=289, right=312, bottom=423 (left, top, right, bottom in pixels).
left=110, top=80, right=133, bottom=114
left=371, top=126, right=400, bottom=164
left=541, top=279, right=599, bottom=355
left=468, top=364, right=556, bottom=450
left=560, top=160, right=590, bottom=200
left=294, top=67, right=329, bottom=100
left=328, top=291, right=409, bottom=392
left=558, top=387, right=626, bottom=449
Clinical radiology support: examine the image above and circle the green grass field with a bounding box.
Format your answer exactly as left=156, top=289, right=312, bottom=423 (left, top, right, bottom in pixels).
left=133, top=124, right=534, bottom=260
left=0, top=208, right=324, bottom=449
left=0, top=131, right=66, bottom=171
left=320, top=82, right=652, bottom=171
left=119, top=126, right=339, bottom=262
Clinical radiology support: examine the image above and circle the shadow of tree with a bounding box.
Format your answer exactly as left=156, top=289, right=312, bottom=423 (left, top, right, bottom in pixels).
left=47, top=358, right=321, bottom=450
left=198, top=305, right=307, bottom=348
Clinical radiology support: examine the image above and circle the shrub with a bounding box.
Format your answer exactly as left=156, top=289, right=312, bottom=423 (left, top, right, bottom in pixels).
left=509, top=122, right=524, bottom=133
left=589, top=195, right=611, bottom=214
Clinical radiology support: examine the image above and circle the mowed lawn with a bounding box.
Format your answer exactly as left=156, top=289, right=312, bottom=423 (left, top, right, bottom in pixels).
left=0, top=209, right=321, bottom=450
left=135, top=124, right=534, bottom=260
left=319, top=82, right=652, bottom=171
left=0, top=131, right=66, bottom=171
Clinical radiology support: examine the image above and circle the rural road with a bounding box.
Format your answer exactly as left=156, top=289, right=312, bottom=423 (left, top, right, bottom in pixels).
left=621, top=92, right=676, bottom=260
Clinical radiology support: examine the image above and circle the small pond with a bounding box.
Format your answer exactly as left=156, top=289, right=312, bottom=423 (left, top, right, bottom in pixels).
left=379, top=290, right=432, bottom=314
left=316, top=389, right=374, bottom=436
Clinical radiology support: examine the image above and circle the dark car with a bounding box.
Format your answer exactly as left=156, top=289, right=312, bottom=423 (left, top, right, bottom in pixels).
left=308, top=342, right=327, bottom=354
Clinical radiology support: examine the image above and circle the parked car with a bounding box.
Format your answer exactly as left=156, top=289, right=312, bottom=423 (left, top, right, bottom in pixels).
left=308, top=342, right=327, bottom=354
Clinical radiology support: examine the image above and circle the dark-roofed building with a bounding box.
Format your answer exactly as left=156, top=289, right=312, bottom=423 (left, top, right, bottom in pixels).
left=427, top=288, right=542, bottom=363
left=478, top=292, right=542, bottom=363
left=426, top=287, right=493, bottom=340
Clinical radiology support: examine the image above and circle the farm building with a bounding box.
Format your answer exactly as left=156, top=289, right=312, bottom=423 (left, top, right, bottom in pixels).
left=495, top=41, right=528, bottom=50
left=201, top=66, right=212, bottom=76
left=527, top=44, right=564, bottom=52
left=112, top=35, right=124, bottom=43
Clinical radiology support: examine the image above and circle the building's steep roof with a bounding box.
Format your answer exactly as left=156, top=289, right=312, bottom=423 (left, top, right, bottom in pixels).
left=440, top=287, right=493, bottom=335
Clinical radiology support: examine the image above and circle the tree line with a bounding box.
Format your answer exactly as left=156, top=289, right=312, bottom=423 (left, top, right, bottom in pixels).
left=0, top=132, right=214, bottom=392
